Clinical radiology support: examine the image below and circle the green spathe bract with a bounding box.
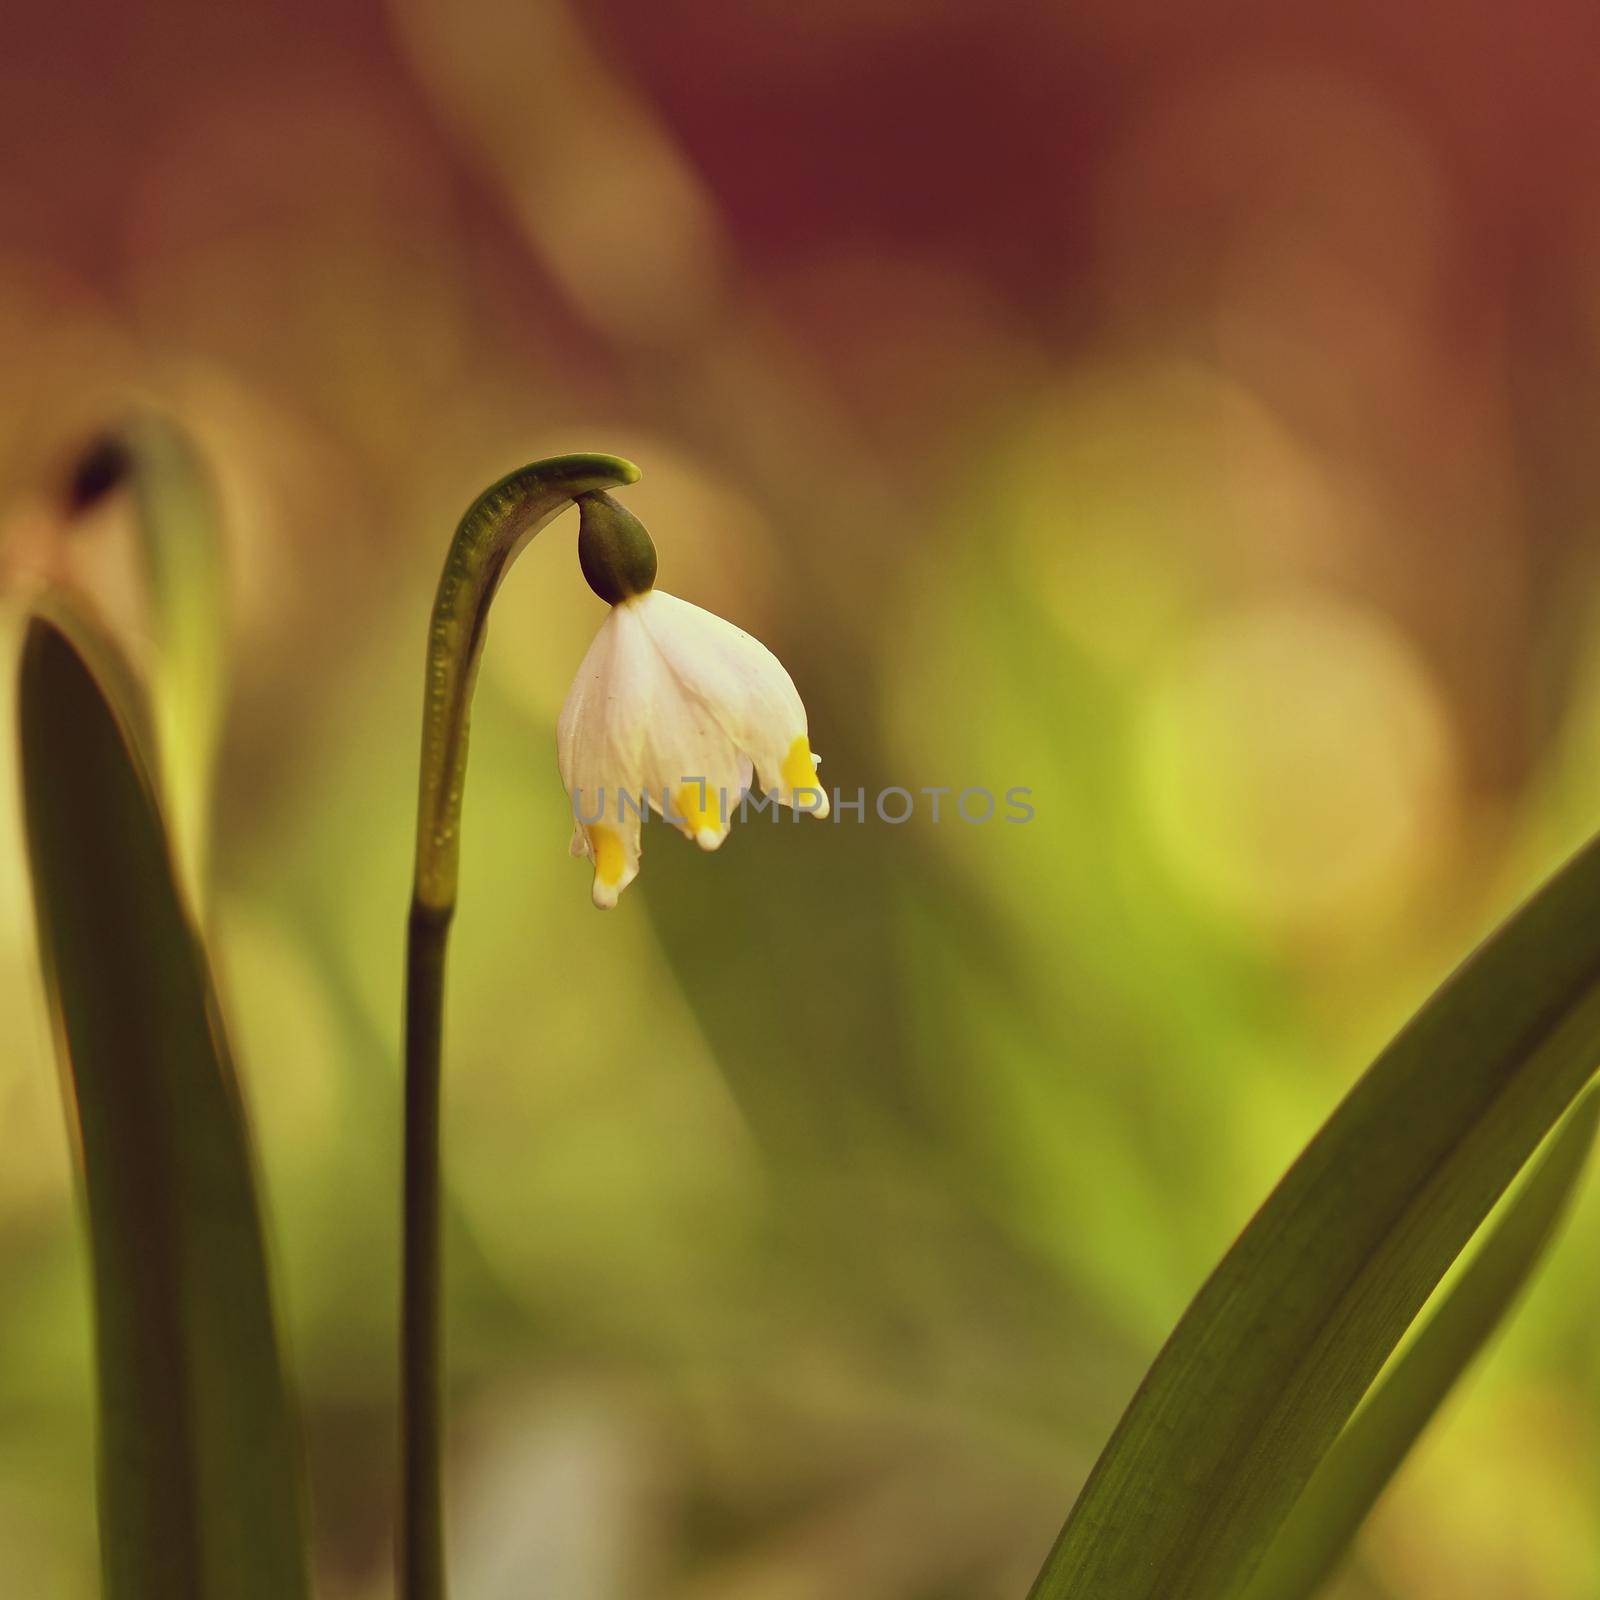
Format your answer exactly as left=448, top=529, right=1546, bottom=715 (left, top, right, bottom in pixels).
left=412, top=453, right=641, bottom=912
left=18, top=612, right=310, bottom=1600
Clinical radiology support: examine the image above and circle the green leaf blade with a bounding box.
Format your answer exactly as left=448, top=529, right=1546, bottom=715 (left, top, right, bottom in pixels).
left=1028, top=837, right=1600, bottom=1600
left=1242, top=1088, right=1600, bottom=1600
left=19, top=616, right=310, bottom=1600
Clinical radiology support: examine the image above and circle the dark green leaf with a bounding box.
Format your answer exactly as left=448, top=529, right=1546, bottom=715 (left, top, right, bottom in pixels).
left=19, top=614, right=310, bottom=1600
left=1027, top=837, right=1600, bottom=1600
left=1241, top=1089, right=1599, bottom=1600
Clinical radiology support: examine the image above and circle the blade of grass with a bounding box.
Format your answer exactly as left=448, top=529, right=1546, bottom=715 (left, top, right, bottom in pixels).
left=19, top=612, right=310, bottom=1600
left=1027, top=836, right=1600, bottom=1600
left=1241, top=1088, right=1599, bottom=1600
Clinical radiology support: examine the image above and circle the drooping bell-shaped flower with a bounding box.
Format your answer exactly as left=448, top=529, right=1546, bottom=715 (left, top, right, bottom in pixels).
left=557, top=493, right=828, bottom=908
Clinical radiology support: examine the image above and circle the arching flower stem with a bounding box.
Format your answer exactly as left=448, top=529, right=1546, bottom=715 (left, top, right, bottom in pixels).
left=401, top=454, right=639, bottom=1600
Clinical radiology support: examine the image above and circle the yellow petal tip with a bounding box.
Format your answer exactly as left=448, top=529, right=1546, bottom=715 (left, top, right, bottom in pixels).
left=781, top=734, right=829, bottom=818
left=585, top=823, right=632, bottom=906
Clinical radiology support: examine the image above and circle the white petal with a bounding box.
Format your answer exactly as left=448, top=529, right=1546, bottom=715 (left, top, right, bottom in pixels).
left=636, top=684, right=746, bottom=851
left=633, top=590, right=828, bottom=819
left=557, top=604, right=659, bottom=905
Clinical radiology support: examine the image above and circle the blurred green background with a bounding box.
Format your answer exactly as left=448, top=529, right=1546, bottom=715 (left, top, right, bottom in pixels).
left=4, top=0, right=1600, bottom=1595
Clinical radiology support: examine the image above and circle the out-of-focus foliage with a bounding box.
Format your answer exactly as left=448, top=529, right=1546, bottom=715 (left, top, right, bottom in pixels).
left=18, top=612, right=310, bottom=1599
left=3, top=0, right=1600, bottom=1596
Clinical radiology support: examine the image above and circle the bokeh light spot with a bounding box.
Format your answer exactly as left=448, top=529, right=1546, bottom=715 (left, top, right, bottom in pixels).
left=1136, top=591, right=1457, bottom=934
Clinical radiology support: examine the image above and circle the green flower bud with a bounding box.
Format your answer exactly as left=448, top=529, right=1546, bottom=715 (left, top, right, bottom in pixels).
left=576, top=491, right=657, bottom=604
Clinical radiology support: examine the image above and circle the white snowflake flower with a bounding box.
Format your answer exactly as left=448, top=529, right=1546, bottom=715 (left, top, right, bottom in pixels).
left=556, top=495, right=827, bottom=908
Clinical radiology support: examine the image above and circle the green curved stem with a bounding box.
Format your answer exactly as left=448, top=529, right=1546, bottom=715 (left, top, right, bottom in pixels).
left=401, top=453, right=639, bottom=1600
